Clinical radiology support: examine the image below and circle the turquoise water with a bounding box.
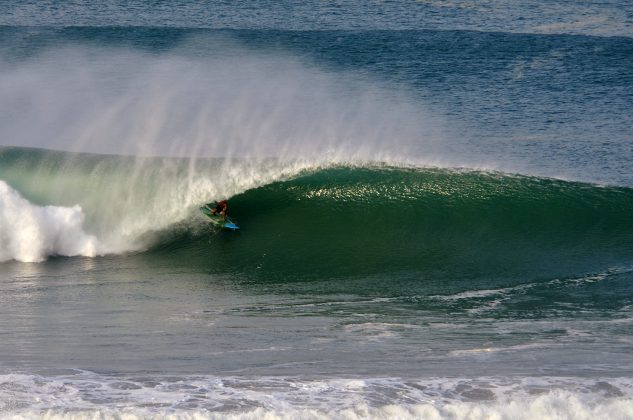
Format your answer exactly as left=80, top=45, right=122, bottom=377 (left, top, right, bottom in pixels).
left=1, top=2, right=633, bottom=418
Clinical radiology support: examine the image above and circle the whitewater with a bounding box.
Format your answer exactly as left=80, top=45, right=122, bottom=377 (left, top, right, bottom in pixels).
left=2, top=1, right=633, bottom=419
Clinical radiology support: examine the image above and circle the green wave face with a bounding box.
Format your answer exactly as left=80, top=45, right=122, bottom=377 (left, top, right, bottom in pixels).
left=2, top=147, right=632, bottom=285
left=159, top=167, right=633, bottom=287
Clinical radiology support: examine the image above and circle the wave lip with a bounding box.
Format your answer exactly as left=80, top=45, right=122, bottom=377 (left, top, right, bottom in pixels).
left=0, top=180, right=105, bottom=263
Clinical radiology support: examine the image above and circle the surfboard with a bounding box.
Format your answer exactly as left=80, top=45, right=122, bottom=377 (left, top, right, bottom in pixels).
left=200, top=205, right=240, bottom=230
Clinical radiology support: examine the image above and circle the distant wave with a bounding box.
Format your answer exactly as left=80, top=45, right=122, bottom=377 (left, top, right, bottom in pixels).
left=1, top=3, right=632, bottom=37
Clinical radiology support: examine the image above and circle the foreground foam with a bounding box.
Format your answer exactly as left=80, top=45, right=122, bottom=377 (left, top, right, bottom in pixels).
left=1, top=372, right=632, bottom=419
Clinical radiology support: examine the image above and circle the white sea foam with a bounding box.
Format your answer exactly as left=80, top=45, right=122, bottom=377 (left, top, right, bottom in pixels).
left=0, top=180, right=106, bottom=262
left=1, top=373, right=633, bottom=419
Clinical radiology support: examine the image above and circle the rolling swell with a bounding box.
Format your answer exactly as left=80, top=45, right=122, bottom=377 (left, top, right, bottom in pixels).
left=164, top=167, right=633, bottom=284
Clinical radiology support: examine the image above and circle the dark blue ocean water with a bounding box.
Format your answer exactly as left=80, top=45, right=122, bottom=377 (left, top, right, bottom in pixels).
left=1, top=2, right=633, bottom=419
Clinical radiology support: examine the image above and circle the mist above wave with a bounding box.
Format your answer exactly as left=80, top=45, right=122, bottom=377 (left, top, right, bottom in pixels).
left=0, top=41, right=446, bottom=163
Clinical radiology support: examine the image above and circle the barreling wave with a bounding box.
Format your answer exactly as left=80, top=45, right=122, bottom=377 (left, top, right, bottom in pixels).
left=2, top=147, right=632, bottom=283
left=0, top=146, right=315, bottom=262
left=205, top=166, right=633, bottom=282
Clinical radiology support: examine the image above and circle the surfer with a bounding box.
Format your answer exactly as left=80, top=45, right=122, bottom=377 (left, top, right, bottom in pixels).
left=211, top=200, right=228, bottom=219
